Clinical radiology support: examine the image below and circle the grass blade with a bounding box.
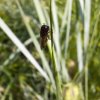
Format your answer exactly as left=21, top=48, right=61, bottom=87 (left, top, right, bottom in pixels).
left=0, top=17, right=49, bottom=82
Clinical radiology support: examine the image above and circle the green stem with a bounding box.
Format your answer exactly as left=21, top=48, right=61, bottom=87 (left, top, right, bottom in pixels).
left=49, top=0, right=62, bottom=100
left=85, top=63, right=88, bottom=100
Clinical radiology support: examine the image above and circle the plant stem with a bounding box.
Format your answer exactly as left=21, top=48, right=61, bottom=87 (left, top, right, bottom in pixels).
left=85, top=63, right=88, bottom=100
left=49, top=0, right=62, bottom=100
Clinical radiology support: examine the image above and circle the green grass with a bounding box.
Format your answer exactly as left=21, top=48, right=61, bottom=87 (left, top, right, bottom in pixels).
left=0, top=0, right=100, bottom=100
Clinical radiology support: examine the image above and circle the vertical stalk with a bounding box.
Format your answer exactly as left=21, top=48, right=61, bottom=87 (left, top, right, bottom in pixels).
left=84, top=0, right=91, bottom=99
left=49, top=0, right=62, bottom=100
left=50, top=0, right=53, bottom=49
left=85, top=63, right=88, bottom=100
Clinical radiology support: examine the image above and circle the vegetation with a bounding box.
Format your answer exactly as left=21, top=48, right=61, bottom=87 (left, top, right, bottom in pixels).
left=0, top=0, right=100, bottom=100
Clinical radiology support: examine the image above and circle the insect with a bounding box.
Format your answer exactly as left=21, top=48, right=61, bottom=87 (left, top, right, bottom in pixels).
left=40, top=24, right=49, bottom=48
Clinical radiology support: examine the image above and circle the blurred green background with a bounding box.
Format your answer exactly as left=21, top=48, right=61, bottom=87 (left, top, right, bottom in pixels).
left=0, top=0, right=100, bottom=100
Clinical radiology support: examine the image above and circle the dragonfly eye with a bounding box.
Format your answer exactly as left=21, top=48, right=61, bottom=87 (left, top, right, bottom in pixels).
left=40, top=25, right=49, bottom=37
